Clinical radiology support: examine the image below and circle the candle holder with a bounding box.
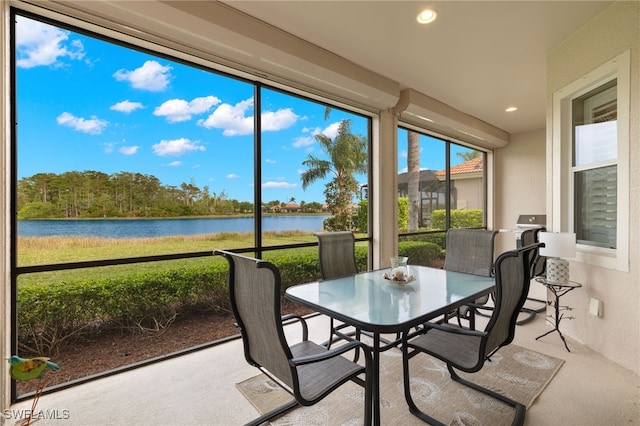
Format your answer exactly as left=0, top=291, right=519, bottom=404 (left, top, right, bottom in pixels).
left=389, top=256, right=409, bottom=281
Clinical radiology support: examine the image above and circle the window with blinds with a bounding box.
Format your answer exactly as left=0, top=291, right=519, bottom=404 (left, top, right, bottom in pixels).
left=572, top=79, right=617, bottom=249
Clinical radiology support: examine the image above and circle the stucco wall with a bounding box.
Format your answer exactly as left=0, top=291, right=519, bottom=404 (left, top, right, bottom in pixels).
left=493, top=128, right=547, bottom=301
left=453, top=176, right=484, bottom=211
left=547, top=1, right=639, bottom=374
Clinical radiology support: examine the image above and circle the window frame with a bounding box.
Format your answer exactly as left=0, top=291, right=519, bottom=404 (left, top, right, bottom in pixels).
left=8, top=6, right=375, bottom=399
left=10, top=8, right=374, bottom=259
left=552, top=50, right=630, bottom=272
left=572, top=79, right=618, bottom=249
left=397, top=124, right=489, bottom=231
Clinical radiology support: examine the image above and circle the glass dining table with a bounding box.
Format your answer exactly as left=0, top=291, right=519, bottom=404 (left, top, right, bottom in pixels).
left=285, top=264, right=495, bottom=425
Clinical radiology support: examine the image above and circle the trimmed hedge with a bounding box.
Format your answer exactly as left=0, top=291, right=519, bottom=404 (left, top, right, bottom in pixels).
left=18, top=263, right=230, bottom=354
left=400, top=231, right=446, bottom=251
left=17, top=243, right=435, bottom=355
left=18, top=248, right=371, bottom=354
left=398, top=241, right=443, bottom=266
left=430, top=209, right=484, bottom=229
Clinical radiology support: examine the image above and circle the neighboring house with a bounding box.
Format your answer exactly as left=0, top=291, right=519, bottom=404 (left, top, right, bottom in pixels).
left=280, top=203, right=301, bottom=213
left=398, top=157, right=484, bottom=227
left=434, top=156, right=484, bottom=211
left=397, top=169, right=446, bottom=228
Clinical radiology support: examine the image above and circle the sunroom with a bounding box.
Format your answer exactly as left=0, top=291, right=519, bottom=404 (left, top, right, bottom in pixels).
left=1, top=1, right=638, bottom=425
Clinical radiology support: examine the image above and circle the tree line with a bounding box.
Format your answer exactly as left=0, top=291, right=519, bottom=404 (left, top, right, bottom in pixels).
left=16, top=171, right=324, bottom=220
left=18, top=119, right=370, bottom=231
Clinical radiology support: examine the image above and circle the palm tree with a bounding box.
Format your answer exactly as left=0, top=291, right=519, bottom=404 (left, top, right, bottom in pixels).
left=407, top=131, right=421, bottom=231
left=456, top=150, right=481, bottom=162
left=301, top=119, right=367, bottom=231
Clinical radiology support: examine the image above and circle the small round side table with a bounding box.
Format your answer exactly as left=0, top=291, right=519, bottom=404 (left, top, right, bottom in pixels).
left=534, top=277, right=582, bottom=352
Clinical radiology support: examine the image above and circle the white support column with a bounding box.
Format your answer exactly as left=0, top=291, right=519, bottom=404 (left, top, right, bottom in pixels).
left=372, top=109, right=398, bottom=270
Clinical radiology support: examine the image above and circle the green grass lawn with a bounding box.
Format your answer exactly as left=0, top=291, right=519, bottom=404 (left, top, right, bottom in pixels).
left=17, top=231, right=328, bottom=286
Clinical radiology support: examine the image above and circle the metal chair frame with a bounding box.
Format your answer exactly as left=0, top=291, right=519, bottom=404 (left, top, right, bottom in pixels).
left=314, top=231, right=362, bottom=352
left=216, top=250, right=373, bottom=425
left=443, top=228, right=498, bottom=329
left=401, top=243, right=542, bottom=426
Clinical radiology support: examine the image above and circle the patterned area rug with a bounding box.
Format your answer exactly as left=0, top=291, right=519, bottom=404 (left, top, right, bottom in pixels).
left=236, top=343, right=563, bottom=425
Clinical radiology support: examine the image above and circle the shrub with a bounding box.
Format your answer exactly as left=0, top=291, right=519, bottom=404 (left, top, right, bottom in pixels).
left=397, top=197, right=408, bottom=231
left=18, top=262, right=229, bottom=355
left=398, top=241, right=443, bottom=266
left=355, top=199, right=368, bottom=232
left=17, top=244, right=370, bottom=354
left=430, top=209, right=484, bottom=229
left=399, top=230, right=446, bottom=250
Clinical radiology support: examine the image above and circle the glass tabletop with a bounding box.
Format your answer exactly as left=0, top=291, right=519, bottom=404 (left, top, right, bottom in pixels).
left=534, top=277, right=582, bottom=289
left=286, top=265, right=495, bottom=333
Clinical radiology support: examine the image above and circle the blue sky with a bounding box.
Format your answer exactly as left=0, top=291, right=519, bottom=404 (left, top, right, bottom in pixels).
left=16, top=15, right=468, bottom=204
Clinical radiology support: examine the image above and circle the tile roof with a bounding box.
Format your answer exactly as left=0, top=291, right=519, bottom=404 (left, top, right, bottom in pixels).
left=434, top=156, right=483, bottom=176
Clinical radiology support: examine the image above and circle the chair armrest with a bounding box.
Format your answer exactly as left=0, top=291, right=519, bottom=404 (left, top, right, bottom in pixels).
left=281, top=314, right=309, bottom=341
left=423, top=321, right=487, bottom=338
left=289, top=340, right=370, bottom=367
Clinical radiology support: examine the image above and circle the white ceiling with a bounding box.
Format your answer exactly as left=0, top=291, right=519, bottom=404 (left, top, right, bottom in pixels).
left=224, top=1, right=613, bottom=135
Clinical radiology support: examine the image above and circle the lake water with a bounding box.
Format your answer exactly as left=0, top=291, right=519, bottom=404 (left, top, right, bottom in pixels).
left=18, top=216, right=330, bottom=239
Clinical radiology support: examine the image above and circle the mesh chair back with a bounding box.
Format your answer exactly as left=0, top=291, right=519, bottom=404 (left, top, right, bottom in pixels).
left=484, top=244, right=540, bottom=355
left=315, top=231, right=359, bottom=280
left=520, top=227, right=547, bottom=277
left=444, top=229, right=498, bottom=276
left=220, top=251, right=295, bottom=389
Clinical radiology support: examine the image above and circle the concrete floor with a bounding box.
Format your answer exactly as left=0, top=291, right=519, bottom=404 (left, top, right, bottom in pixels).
left=7, top=311, right=640, bottom=426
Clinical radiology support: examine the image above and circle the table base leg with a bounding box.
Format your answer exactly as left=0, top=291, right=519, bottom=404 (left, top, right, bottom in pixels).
left=372, top=332, right=380, bottom=426
left=536, top=327, right=571, bottom=352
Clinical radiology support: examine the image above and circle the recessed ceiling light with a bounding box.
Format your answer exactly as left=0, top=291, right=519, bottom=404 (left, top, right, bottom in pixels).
left=505, top=106, right=518, bottom=112
left=417, top=9, right=437, bottom=24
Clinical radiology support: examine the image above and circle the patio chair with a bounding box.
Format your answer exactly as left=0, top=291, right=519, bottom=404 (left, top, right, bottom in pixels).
left=516, top=227, right=547, bottom=325
left=215, top=250, right=372, bottom=426
left=443, top=228, right=498, bottom=329
left=520, top=227, right=547, bottom=278
left=315, top=231, right=359, bottom=280
left=400, top=243, right=542, bottom=426
left=314, top=231, right=362, bottom=351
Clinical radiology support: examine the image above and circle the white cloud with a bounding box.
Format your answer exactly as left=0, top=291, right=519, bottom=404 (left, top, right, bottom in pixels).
left=226, top=173, right=240, bottom=179
left=198, top=98, right=299, bottom=136
left=168, top=161, right=182, bottom=167
left=262, top=181, right=297, bottom=189
left=152, top=138, right=206, bottom=156
left=111, top=100, right=144, bottom=114
left=57, top=112, right=107, bottom=134
left=292, top=136, right=315, bottom=148
left=189, top=96, right=221, bottom=114
left=292, top=125, right=325, bottom=148
left=119, top=146, right=139, bottom=155
left=154, top=96, right=220, bottom=123
left=265, top=159, right=276, bottom=164
left=321, top=122, right=341, bottom=139
left=15, top=16, right=85, bottom=68
left=261, top=108, right=299, bottom=131
left=113, top=60, right=172, bottom=92
left=198, top=98, right=254, bottom=136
